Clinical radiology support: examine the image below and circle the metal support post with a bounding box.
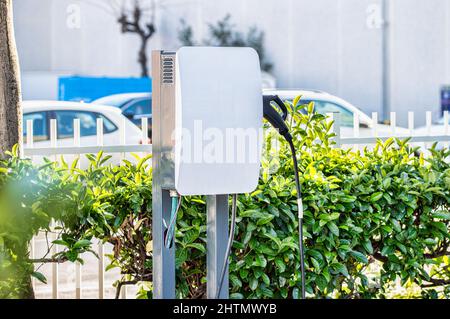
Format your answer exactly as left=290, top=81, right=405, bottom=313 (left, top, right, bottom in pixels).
left=206, top=195, right=230, bottom=299
left=152, top=50, right=177, bottom=299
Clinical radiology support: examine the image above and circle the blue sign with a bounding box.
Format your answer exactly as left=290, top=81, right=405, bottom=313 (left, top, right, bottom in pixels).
left=58, top=76, right=152, bottom=102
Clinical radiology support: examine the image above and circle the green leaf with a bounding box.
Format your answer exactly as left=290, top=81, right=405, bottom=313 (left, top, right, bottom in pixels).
left=240, top=209, right=264, bottom=219
left=136, top=154, right=152, bottom=171
left=315, top=275, right=328, bottom=291
left=308, top=249, right=323, bottom=261
left=370, top=192, right=383, bottom=203
left=341, top=195, right=356, bottom=203
left=249, top=277, right=258, bottom=291
left=185, top=243, right=206, bottom=253
left=73, top=239, right=91, bottom=249
left=175, top=249, right=188, bottom=268
left=424, top=238, right=437, bottom=245
left=183, top=230, right=199, bottom=244
left=349, top=250, right=368, bottom=264
left=293, top=95, right=302, bottom=108
left=229, top=274, right=242, bottom=288
left=307, top=101, right=314, bottom=114
left=260, top=286, right=274, bottom=298
left=256, top=215, right=274, bottom=226
left=391, top=219, right=401, bottom=232
left=396, top=242, right=407, bottom=254
left=190, top=198, right=206, bottom=204
left=362, top=240, right=374, bottom=255
left=105, top=263, right=118, bottom=272
left=381, top=225, right=392, bottom=233
left=330, top=263, right=349, bottom=277
left=274, top=258, right=286, bottom=273
left=261, top=273, right=271, bottom=285
left=52, top=239, right=69, bottom=247
left=329, top=213, right=340, bottom=220
left=431, top=210, right=450, bottom=220
left=31, top=272, right=47, bottom=284
left=382, top=177, right=391, bottom=189
left=311, top=257, right=321, bottom=271
left=254, top=255, right=267, bottom=268
left=239, top=269, right=249, bottom=280
left=327, top=222, right=339, bottom=237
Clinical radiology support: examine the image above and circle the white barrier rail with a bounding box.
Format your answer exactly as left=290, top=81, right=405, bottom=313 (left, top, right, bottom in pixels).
left=328, top=111, right=450, bottom=148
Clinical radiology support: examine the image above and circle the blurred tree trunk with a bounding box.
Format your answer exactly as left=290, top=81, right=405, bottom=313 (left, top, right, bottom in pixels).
left=118, top=3, right=155, bottom=78
left=23, top=276, right=35, bottom=299
left=0, top=0, right=22, bottom=157
left=82, top=0, right=156, bottom=78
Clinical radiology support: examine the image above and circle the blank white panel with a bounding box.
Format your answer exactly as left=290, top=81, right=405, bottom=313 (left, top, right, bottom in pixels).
left=175, top=47, right=263, bottom=195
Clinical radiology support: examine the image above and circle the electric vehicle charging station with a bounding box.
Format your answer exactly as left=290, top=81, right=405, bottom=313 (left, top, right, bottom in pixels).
left=152, top=47, right=264, bottom=299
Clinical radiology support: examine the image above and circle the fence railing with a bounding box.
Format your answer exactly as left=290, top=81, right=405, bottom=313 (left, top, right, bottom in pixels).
left=22, top=111, right=450, bottom=299
left=328, top=111, right=450, bottom=148
left=23, top=117, right=152, bottom=158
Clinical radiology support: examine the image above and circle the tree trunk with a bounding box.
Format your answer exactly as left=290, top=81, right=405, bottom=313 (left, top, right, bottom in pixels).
left=0, top=0, right=22, bottom=157
left=138, top=36, right=149, bottom=78
left=22, top=271, right=35, bottom=299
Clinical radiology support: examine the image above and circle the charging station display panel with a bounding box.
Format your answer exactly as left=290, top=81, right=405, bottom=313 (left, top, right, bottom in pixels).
left=175, top=47, right=263, bottom=196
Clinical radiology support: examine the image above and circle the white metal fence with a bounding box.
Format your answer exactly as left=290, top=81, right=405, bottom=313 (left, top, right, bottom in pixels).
left=22, top=111, right=450, bottom=299
left=23, top=117, right=152, bottom=158
left=329, top=111, right=450, bottom=148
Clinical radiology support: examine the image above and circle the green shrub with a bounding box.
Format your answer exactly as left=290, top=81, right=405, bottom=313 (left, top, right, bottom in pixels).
left=0, top=148, right=97, bottom=298
left=1, top=98, right=450, bottom=299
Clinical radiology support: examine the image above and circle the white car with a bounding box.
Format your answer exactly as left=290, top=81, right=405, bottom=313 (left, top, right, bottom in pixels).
left=92, top=93, right=152, bottom=133
left=23, top=100, right=144, bottom=164
left=263, top=89, right=409, bottom=138
left=261, top=72, right=277, bottom=89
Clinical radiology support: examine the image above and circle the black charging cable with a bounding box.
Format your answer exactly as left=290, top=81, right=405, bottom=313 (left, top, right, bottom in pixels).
left=264, top=95, right=306, bottom=299
left=287, top=136, right=306, bottom=299
left=215, top=96, right=306, bottom=299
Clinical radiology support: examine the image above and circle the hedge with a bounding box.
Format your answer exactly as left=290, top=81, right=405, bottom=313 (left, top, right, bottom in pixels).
left=1, top=99, right=450, bottom=299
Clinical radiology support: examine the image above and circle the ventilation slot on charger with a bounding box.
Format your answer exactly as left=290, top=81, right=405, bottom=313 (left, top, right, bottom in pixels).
left=162, top=56, right=175, bottom=84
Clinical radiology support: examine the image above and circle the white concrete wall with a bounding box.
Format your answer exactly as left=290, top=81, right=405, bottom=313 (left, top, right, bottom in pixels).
left=21, top=72, right=64, bottom=100
left=389, top=0, right=450, bottom=124
left=12, top=0, right=450, bottom=126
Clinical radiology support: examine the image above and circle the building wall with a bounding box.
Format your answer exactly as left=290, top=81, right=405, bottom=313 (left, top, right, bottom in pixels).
left=12, top=0, right=450, bottom=125
left=13, top=0, right=53, bottom=72
left=390, top=0, right=450, bottom=126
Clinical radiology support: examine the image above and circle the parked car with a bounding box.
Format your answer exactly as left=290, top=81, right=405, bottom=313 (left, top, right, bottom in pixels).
left=92, top=93, right=152, bottom=135
left=263, top=89, right=409, bottom=138
left=23, top=100, right=143, bottom=165
left=261, top=71, right=277, bottom=89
